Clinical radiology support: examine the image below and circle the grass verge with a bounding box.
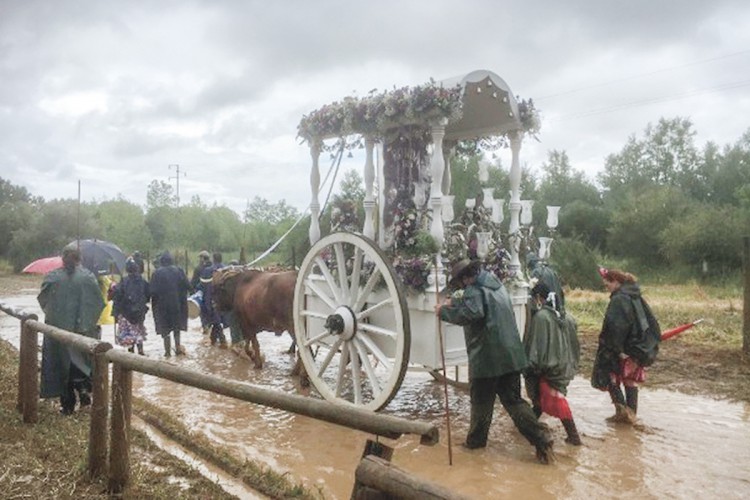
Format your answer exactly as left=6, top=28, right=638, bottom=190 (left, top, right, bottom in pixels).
left=133, top=398, right=322, bottom=499
left=0, top=339, right=320, bottom=499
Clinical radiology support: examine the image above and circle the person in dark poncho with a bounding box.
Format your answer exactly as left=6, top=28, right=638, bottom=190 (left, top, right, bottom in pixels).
left=524, top=281, right=582, bottom=445
left=437, top=259, right=555, bottom=464
left=200, top=252, right=227, bottom=347
left=38, top=248, right=105, bottom=415
left=150, top=252, right=190, bottom=357
left=111, top=257, right=150, bottom=355
left=592, top=267, right=660, bottom=424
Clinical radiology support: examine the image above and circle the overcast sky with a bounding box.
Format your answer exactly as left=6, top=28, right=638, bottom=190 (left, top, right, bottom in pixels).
left=1, top=0, right=749, bottom=215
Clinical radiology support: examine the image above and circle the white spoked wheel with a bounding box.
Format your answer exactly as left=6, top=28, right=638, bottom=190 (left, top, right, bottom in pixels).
left=293, top=232, right=410, bottom=411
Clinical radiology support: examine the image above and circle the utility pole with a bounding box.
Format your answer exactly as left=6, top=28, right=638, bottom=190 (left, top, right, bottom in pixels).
left=168, top=164, right=186, bottom=207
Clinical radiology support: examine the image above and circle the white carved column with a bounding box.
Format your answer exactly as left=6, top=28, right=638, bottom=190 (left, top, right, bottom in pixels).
left=441, top=145, right=454, bottom=196
left=507, top=131, right=528, bottom=337
left=362, top=137, right=376, bottom=240
left=428, top=119, right=448, bottom=292
left=308, top=141, right=322, bottom=245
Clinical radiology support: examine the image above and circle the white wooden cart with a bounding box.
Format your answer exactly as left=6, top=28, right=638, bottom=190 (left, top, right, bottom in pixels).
left=292, top=70, right=533, bottom=411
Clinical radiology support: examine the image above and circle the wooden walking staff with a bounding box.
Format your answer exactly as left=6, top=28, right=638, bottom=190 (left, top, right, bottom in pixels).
left=435, top=261, right=453, bottom=465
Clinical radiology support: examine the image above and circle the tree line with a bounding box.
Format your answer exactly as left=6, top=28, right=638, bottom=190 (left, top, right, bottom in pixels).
left=1, top=116, right=748, bottom=285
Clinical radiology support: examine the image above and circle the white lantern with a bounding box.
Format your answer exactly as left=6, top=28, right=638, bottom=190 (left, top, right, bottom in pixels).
left=520, top=200, right=534, bottom=225
left=442, top=195, right=455, bottom=222
left=482, top=188, right=494, bottom=208
left=465, top=198, right=476, bottom=209
left=491, top=198, right=505, bottom=224
left=538, top=237, right=553, bottom=260
left=546, top=206, right=561, bottom=230
left=476, top=232, right=492, bottom=259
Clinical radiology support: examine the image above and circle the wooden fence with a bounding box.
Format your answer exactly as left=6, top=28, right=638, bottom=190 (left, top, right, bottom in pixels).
left=0, top=301, right=446, bottom=496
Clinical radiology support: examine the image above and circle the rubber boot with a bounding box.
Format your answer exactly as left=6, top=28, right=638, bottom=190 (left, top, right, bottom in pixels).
left=137, top=342, right=144, bottom=355
left=625, top=386, right=638, bottom=415
left=533, top=405, right=542, bottom=419
left=535, top=438, right=556, bottom=465
left=127, top=345, right=134, bottom=353
left=163, top=335, right=172, bottom=357
left=175, top=331, right=186, bottom=355
left=562, top=419, right=582, bottom=445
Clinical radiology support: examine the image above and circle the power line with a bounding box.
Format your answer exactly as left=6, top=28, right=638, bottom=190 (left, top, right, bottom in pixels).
left=553, top=78, right=750, bottom=121
left=535, top=49, right=750, bottom=101
left=168, top=164, right=186, bottom=206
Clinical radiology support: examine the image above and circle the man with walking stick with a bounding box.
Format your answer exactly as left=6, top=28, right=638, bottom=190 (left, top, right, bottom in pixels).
left=436, top=259, right=555, bottom=464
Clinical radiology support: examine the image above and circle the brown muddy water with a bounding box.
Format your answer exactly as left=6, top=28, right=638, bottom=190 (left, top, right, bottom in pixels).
left=2, top=291, right=750, bottom=499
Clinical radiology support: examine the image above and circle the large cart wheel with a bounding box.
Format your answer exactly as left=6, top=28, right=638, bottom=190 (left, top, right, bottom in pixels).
left=293, top=232, right=410, bottom=411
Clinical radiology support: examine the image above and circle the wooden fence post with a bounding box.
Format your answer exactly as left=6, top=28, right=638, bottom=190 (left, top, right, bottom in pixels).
left=88, top=344, right=112, bottom=478
left=743, top=236, right=749, bottom=354
left=18, top=315, right=39, bottom=424
left=353, top=455, right=469, bottom=500
left=108, top=363, right=132, bottom=493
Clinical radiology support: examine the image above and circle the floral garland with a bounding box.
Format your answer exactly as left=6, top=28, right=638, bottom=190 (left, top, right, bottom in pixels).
left=298, top=82, right=464, bottom=144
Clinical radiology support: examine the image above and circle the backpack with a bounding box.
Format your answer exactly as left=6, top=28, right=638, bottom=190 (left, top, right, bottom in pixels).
left=119, top=276, right=149, bottom=324
left=625, top=297, right=661, bottom=367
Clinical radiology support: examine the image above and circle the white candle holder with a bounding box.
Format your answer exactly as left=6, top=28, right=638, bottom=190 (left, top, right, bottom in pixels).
left=482, top=188, right=495, bottom=209
left=476, top=231, right=492, bottom=260
left=520, top=200, right=534, bottom=226
left=491, top=198, right=505, bottom=224
left=546, top=206, right=561, bottom=230
left=442, top=195, right=455, bottom=222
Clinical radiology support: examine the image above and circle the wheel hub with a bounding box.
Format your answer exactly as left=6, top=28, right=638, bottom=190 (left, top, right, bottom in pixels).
left=325, top=306, right=357, bottom=340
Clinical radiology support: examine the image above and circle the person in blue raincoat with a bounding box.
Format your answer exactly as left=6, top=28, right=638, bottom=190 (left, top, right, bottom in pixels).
left=437, top=259, right=555, bottom=464
left=200, top=252, right=227, bottom=347
left=38, top=248, right=105, bottom=415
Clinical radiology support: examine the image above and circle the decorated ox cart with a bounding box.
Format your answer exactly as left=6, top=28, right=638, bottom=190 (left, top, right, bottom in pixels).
left=292, top=70, right=540, bottom=411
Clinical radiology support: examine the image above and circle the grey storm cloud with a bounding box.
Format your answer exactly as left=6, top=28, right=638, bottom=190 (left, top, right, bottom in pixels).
left=1, top=0, right=748, bottom=211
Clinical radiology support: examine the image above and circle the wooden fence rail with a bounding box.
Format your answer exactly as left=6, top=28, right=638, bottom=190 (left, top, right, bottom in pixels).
left=0, top=301, right=441, bottom=495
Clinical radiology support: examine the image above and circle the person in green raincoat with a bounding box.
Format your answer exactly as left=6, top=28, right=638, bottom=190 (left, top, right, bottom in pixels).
left=437, top=259, right=555, bottom=464
left=526, top=253, right=565, bottom=315
left=38, top=248, right=105, bottom=415
left=524, top=281, right=582, bottom=445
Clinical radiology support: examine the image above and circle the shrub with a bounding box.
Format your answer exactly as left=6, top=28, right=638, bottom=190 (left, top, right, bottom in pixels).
left=549, top=237, right=601, bottom=290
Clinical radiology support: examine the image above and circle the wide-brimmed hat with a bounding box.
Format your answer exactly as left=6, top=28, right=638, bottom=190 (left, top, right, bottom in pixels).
left=448, top=259, right=480, bottom=288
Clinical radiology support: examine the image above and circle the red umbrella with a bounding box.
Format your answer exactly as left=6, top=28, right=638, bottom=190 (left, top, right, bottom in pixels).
left=22, top=256, right=63, bottom=274
left=661, top=319, right=704, bottom=341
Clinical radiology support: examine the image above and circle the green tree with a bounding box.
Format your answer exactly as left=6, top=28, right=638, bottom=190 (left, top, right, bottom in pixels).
left=707, top=129, right=750, bottom=207
left=607, top=186, right=693, bottom=265
left=146, top=180, right=176, bottom=210
left=8, top=199, right=99, bottom=271
left=599, top=117, right=702, bottom=200
left=92, top=197, right=152, bottom=253
left=0, top=177, right=40, bottom=257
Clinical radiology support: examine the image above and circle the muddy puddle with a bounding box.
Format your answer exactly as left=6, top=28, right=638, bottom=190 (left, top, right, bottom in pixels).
left=2, top=291, right=750, bottom=499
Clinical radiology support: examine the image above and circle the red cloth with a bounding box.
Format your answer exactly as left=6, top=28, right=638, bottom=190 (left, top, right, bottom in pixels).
left=539, top=378, right=573, bottom=420
left=612, top=357, right=646, bottom=388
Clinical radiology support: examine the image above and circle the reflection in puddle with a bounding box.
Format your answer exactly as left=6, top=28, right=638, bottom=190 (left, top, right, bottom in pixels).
left=2, top=292, right=750, bottom=499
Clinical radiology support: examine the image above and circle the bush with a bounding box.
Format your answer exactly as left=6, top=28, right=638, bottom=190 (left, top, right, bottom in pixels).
left=549, top=237, right=601, bottom=290
left=660, top=203, right=749, bottom=272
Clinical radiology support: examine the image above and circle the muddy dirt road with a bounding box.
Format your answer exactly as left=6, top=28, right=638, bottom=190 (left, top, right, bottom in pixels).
left=2, top=290, right=749, bottom=499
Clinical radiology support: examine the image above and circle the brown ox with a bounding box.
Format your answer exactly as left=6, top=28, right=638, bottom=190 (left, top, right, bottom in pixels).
left=211, top=267, right=302, bottom=375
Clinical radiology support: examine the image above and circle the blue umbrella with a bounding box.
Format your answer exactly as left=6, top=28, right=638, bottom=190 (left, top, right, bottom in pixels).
left=64, top=239, right=127, bottom=275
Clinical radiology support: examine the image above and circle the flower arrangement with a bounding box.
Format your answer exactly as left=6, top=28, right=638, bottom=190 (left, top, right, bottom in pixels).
left=443, top=204, right=514, bottom=285
left=330, top=198, right=360, bottom=233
